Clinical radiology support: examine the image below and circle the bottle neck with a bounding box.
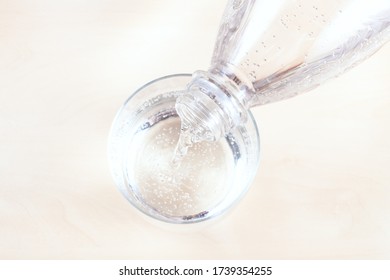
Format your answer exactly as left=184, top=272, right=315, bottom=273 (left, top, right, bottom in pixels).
left=175, top=66, right=254, bottom=142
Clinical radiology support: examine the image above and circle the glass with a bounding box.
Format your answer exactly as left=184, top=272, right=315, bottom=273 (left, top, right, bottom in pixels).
left=108, top=74, right=259, bottom=223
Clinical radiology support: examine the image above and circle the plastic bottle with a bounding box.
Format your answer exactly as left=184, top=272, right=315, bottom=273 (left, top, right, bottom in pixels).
left=176, top=0, right=390, bottom=144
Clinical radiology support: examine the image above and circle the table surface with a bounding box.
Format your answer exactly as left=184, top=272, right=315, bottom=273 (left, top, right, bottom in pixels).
left=1, top=0, right=389, bottom=259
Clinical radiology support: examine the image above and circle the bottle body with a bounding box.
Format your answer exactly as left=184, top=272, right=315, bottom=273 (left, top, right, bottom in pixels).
left=212, top=0, right=390, bottom=106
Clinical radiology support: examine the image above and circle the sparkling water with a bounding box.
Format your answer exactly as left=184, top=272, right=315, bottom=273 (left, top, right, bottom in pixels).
left=128, top=116, right=235, bottom=217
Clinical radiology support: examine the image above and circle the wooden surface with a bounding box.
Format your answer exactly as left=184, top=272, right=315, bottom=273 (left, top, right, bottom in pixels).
left=0, top=0, right=389, bottom=259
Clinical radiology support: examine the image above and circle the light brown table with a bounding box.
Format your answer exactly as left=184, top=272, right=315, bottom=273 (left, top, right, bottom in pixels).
left=0, top=0, right=389, bottom=259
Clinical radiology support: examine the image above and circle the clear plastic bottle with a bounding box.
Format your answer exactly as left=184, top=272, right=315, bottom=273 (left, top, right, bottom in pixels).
left=108, top=0, right=390, bottom=224
left=176, top=0, right=390, bottom=143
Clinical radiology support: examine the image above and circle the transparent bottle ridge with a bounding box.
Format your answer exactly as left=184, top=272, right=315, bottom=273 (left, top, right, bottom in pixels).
left=108, top=0, right=390, bottom=223
left=176, top=0, right=390, bottom=143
